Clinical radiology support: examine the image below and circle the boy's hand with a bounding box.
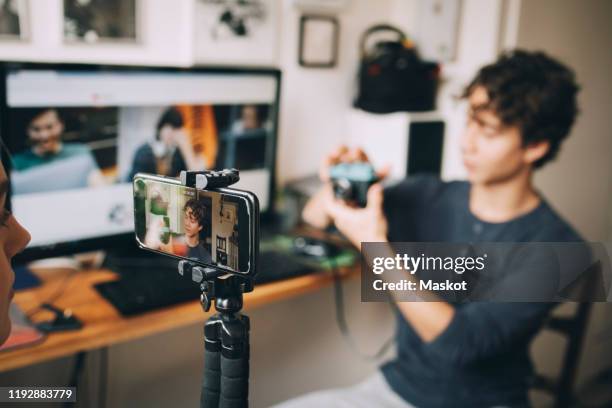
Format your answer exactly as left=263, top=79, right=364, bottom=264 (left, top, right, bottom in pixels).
left=320, top=145, right=368, bottom=181
left=302, top=145, right=390, bottom=231
left=327, top=183, right=388, bottom=247
left=319, top=145, right=390, bottom=182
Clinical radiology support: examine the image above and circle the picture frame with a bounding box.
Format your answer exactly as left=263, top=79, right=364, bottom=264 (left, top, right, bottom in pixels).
left=194, top=0, right=280, bottom=66
left=63, top=0, right=140, bottom=44
left=298, top=15, right=339, bottom=68
left=0, top=0, right=29, bottom=42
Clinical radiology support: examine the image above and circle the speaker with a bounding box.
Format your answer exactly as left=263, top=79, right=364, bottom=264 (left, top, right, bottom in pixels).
left=407, top=121, right=444, bottom=176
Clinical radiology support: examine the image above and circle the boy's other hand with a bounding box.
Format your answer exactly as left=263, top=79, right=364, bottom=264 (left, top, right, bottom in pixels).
left=327, top=183, right=388, bottom=247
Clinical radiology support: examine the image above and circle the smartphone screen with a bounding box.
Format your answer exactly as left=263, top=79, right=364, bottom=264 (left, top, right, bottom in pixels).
left=133, top=174, right=257, bottom=275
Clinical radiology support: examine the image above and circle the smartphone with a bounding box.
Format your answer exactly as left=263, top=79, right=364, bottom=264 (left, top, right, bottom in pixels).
left=133, top=173, right=259, bottom=277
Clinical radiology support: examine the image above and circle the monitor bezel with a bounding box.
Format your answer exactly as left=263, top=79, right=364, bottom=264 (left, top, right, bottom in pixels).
left=0, top=61, right=281, bottom=263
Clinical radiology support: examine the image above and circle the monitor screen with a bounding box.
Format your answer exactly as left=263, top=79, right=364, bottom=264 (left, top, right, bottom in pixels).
left=1, top=65, right=279, bottom=254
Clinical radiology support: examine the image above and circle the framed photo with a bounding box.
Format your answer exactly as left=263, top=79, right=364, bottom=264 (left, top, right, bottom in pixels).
left=0, top=0, right=29, bottom=41
left=194, top=0, right=280, bottom=66
left=63, top=0, right=139, bottom=44
left=298, top=15, right=339, bottom=68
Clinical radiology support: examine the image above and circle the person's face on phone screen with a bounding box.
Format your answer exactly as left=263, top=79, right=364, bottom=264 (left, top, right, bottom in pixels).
left=0, top=162, right=31, bottom=345
left=28, top=110, right=64, bottom=156
left=183, top=208, right=202, bottom=241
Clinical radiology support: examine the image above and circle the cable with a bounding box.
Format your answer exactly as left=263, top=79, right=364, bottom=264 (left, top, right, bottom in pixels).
left=25, top=268, right=79, bottom=319
left=328, top=256, right=395, bottom=361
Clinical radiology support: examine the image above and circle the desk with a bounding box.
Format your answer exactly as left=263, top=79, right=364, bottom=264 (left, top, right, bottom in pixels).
left=0, top=263, right=358, bottom=373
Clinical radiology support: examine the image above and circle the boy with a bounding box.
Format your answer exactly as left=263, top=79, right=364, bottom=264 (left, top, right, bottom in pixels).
left=183, top=198, right=212, bottom=264
left=282, top=50, right=582, bottom=407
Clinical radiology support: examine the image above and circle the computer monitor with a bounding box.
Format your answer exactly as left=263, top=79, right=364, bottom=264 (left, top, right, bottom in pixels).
left=0, top=63, right=280, bottom=261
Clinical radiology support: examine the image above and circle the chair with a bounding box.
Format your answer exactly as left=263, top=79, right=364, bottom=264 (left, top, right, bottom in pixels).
left=530, top=302, right=592, bottom=407
left=530, top=259, right=602, bottom=407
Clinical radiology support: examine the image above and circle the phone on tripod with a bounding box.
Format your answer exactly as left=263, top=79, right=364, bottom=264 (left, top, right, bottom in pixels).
left=133, top=173, right=259, bottom=277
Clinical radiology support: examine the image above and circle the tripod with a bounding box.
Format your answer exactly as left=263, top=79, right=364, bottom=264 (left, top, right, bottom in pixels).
left=201, top=273, right=253, bottom=408
left=178, top=261, right=253, bottom=408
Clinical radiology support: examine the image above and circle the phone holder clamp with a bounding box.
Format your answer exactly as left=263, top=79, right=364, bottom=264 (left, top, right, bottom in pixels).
left=178, top=258, right=252, bottom=408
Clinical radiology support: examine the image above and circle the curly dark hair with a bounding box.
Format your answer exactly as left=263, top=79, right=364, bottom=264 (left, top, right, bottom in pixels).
left=155, top=107, right=184, bottom=141
left=183, top=198, right=207, bottom=228
left=463, top=49, right=580, bottom=169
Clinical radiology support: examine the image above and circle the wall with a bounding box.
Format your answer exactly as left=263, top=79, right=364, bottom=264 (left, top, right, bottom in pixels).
left=275, top=0, right=395, bottom=183
left=0, top=0, right=193, bottom=66
left=515, top=0, right=612, bottom=402
left=517, top=0, right=612, bottom=242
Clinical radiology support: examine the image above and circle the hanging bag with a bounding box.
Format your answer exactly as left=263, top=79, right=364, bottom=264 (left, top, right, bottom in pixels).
left=354, top=24, right=439, bottom=114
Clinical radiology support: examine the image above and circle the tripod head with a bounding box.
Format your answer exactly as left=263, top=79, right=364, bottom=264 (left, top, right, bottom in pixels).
left=178, top=259, right=253, bottom=312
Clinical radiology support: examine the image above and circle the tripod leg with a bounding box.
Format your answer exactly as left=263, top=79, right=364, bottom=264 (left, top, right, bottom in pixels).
left=219, top=315, right=250, bottom=408
left=201, top=317, right=221, bottom=408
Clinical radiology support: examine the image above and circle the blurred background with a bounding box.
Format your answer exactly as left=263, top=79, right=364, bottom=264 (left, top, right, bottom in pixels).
left=0, top=0, right=610, bottom=407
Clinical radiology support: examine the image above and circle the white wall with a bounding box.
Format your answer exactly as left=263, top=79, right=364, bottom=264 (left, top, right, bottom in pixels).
left=275, top=0, right=395, bottom=183
left=0, top=0, right=193, bottom=66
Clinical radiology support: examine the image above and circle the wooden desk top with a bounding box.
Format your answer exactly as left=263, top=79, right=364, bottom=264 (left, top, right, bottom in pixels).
left=0, top=264, right=357, bottom=373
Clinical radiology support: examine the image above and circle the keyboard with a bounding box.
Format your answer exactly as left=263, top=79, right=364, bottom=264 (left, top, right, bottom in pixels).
left=95, top=250, right=318, bottom=316
left=254, top=250, right=318, bottom=284
left=95, top=265, right=199, bottom=316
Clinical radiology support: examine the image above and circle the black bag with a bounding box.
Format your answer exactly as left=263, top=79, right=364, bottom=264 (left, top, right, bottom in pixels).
left=354, top=24, right=439, bottom=114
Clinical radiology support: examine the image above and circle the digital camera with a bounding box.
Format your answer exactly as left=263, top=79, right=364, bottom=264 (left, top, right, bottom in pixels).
left=329, top=162, right=378, bottom=207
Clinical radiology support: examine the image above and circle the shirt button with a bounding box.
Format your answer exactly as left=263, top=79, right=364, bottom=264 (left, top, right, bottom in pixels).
left=473, top=223, right=483, bottom=235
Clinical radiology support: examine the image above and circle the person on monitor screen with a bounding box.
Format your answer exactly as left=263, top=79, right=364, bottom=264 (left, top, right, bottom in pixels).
left=182, top=198, right=212, bottom=264
left=277, top=50, right=583, bottom=408
left=231, top=104, right=270, bottom=133
left=128, top=107, right=205, bottom=181
left=11, top=108, right=105, bottom=188
left=0, top=157, right=31, bottom=346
